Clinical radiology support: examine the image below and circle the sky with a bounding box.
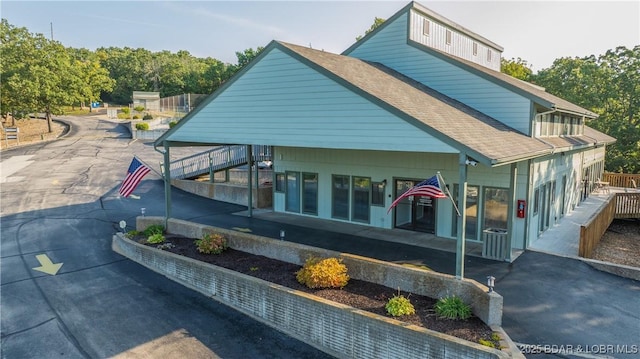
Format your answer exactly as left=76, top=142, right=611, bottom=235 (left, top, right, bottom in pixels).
left=2, top=1, right=638, bottom=72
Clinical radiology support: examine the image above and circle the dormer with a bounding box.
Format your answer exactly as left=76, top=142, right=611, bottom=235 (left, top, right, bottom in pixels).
left=409, top=2, right=503, bottom=71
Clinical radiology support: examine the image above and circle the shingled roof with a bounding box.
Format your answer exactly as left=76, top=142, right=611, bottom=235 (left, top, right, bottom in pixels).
left=278, top=41, right=555, bottom=166
left=407, top=41, right=599, bottom=118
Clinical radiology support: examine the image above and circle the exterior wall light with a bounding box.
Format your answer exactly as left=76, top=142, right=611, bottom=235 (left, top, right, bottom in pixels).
left=487, top=276, right=495, bottom=293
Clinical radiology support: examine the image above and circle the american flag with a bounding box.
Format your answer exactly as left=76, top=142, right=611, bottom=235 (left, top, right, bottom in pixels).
left=387, top=175, right=446, bottom=213
left=119, top=157, right=151, bottom=198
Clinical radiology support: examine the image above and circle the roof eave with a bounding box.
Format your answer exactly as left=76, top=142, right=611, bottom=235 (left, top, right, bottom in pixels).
left=154, top=40, right=281, bottom=147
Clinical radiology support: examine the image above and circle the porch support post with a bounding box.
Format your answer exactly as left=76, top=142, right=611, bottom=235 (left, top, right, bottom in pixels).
left=247, top=145, right=253, bottom=218
left=163, top=142, right=172, bottom=227
left=456, top=152, right=468, bottom=279
left=506, top=162, right=518, bottom=262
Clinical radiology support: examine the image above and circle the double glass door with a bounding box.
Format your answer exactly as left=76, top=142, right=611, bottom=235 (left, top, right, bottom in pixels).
left=393, top=180, right=436, bottom=233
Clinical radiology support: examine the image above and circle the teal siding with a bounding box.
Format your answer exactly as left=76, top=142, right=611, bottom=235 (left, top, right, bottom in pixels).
left=168, top=48, right=456, bottom=153
left=348, top=12, right=533, bottom=135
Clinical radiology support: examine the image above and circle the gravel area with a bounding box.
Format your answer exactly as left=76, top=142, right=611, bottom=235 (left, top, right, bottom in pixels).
left=592, top=219, right=640, bottom=267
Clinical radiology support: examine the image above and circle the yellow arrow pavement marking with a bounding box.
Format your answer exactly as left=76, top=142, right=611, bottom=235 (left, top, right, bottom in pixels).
left=32, top=254, right=63, bottom=275
left=232, top=227, right=252, bottom=233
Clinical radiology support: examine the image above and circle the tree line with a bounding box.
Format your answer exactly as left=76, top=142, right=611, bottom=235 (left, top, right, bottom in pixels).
left=2, top=19, right=637, bottom=173
left=501, top=46, right=639, bottom=174
left=0, top=19, right=263, bottom=130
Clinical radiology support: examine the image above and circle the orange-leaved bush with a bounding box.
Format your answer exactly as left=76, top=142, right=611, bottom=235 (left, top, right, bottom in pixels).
left=296, top=257, right=349, bottom=289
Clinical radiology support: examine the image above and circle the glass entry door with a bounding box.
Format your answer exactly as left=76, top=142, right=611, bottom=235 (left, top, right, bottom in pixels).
left=393, top=179, right=436, bottom=233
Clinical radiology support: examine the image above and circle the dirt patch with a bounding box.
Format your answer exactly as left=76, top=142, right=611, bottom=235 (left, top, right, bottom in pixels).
left=592, top=219, right=640, bottom=267
left=137, top=234, right=500, bottom=347
left=1, top=117, right=65, bottom=150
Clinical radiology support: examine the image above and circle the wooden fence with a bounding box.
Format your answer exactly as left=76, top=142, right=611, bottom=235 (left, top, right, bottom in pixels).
left=579, top=193, right=640, bottom=258
left=603, top=173, right=640, bottom=188
left=614, top=192, right=640, bottom=219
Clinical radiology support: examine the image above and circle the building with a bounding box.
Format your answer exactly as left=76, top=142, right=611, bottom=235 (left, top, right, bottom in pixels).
left=132, top=91, right=160, bottom=111
left=154, top=1, right=615, bottom=266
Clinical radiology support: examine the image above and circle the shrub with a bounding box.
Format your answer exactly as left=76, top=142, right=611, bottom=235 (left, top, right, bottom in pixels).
left=478, top=339, right=495, bottom=348
left=434, top=296, right=472, bottom=320
left=142, top=113, right=153, bottom=120
left=121, top=107, right=130, bottom=114
left=194, top=233, right=228, bottom=254
left=133, top=105, right=145, bottom=112
left=143, top=224, right=164, bottom=237
left=135, top=122, right=149, bottom=130
left=296, top=257, right=349, bottom=289
left=147, top=233, right=165, bottom=244
left=125, top=230, right=140, bottom=239
left=132, top=115, right=140, bottom=119
left=169, top=121, right=178, bottom=128
left=479, top=333, right=503, bottom=349
left=117, top=113, right=130, bottom=119
left=385, top=291, right=416, bottom=317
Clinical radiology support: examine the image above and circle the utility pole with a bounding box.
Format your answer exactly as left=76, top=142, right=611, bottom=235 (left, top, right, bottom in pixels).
left=50, top=22, right=53, bottom=40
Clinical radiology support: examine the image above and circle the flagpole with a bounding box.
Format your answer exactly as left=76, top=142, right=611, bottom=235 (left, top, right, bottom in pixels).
left=437, top=171, right=460, bottom=217
left=134, top=155, right=163, bottom=177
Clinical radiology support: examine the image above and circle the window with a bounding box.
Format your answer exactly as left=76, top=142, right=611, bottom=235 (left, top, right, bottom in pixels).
left=533, top=188, right=540, bottom=215
left=423, top=19, right=430, bottom=36
left=483, top=187, right=508, bottom=232
left=473, top=42, right=478, bottom=56
left=352, top=177, right=371, bottom=223
left=302, top=172, right=318, bottom=215
left=371, top=181, right=386, bottom=207
left=553, top=115, right=561, bottom=136
left=452, top=184, right=480, bottom=240
left=332, top=175, right=350, bottom=220
left=487, top=48, right=492, bottom=62
left=275, top=173, right=285, bottom=192
left=540, top=115, right=549, bottom=136
left=569, top=117, right=576, bottom=135
left=285, top=171, right=300, bottom=213
left=445, top=30, right=452, bottom=45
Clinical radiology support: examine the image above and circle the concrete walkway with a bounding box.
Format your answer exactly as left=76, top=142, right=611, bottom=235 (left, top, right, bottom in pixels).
left=528, top=191, right=615, bottom=257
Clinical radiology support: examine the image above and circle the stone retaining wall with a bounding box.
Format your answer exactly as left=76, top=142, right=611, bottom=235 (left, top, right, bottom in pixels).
left=113, top=231, right=511, bottom=359
left=137, top=217, right=502, bottom=326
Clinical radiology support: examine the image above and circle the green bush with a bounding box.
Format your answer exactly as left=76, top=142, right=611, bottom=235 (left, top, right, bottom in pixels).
left=479, top=333, right=502, bottom=349
left=385, top=292, right=416, bottom=317
left=125, top=230, right=140, bottom=239
left=169, top=121, right=178, bottom=128
left=434, top=296, right=472, bottom=320
left=194, top=233, right=228, bottom=254
left=132, top=115, right=140, bottom=119
left=117, top=113, right=130, bottom=119
left=296, top=257, right=349, bottom=289
left=134, top=105, right=145, bottom=112
left=143, top=224, right=164, bottom=237
left=142, top=113, right=153, bottom=120
left=146, top=233, right=165, bottom=244
left=121, top=107, right=130, bottom=114
left=135, top=122, right=149, bottom=130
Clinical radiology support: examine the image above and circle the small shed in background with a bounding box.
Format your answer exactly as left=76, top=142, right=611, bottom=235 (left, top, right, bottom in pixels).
left=132, top=91, right=160, bottom=111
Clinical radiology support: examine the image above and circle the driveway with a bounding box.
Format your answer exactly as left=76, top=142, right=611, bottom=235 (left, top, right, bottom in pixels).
left=1, top=116, right=331, bottom=358
left=2, top=116, right=638, bottom=359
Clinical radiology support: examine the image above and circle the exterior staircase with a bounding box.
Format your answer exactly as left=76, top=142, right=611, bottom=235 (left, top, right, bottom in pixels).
left=167, top=145, right=272, bottom=180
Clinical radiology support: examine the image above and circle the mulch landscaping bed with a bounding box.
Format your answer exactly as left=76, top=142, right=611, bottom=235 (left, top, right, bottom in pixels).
left=137, top=234, right=499, bottom=346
